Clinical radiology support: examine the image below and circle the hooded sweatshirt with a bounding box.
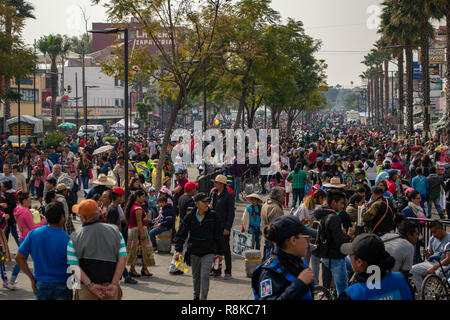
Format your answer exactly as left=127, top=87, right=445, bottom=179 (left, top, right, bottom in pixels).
left=14, top=205, right=46, bottom=239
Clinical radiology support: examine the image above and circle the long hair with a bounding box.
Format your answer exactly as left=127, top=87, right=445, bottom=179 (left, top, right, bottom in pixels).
left=124, top=189, right=146, bottom=223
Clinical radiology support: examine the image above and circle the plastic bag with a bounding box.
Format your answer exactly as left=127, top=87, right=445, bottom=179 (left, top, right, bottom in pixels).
left=169, top=253, right=188, bottom=274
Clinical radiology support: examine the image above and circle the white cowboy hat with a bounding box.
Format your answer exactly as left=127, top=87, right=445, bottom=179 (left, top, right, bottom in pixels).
left=93, top=174, right=117, bottom=186
left=322, top=177, right=346, bottom=189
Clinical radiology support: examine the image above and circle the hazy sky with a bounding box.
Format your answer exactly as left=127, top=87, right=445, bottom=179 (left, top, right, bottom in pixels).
left=23, top=0, right=387, bottom=87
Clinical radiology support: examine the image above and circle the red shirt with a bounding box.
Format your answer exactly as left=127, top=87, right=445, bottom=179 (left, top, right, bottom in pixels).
left=128, top=203, right=146, bottom=229
left=386, top=179, right=397, bottom=195
left=309, top=151, right=317, bottom=163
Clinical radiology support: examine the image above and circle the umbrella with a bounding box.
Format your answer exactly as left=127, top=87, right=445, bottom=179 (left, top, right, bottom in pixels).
left=58, top=122, right=77, bottom=129
left=93, top=145, right=114, bottom=155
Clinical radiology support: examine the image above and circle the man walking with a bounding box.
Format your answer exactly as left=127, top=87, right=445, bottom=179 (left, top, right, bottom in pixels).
left=174, top=192, right=224, bottom=300
left=210, top=175, right=235, bottom=279
left=69, top=199, right=127, bottom=300
left=15, top=202, right=72, bottom=300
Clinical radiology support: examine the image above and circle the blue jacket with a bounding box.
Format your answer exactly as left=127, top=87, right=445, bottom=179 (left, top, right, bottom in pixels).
left=159, top=203, right=174, bottom=229
left=339, top=272, right=413, bottom=300
left=401, top=206, right=417, bottom=219
left=252, top=248, right=314, bottom=300
left=411, top=175, right=429, bottom=196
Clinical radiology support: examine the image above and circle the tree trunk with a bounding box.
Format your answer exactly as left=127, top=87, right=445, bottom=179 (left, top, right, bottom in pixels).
left=51, top=59, right=58, bottom=130
left=379, top=64, right=384, bottom=127
left=398, top=51, right=404, bottom=134
left=421, top=23, right=431, bottom=137
left=384, top=58, right=389, bottom=126
left=447, top=2, right=450, bottom=143
left=406, top=43, right=414, bottom=136
left=154, top=92, right=187, bottom=191
left=374, top=70, right=380, bottom=129
left=233, top=63, right=252, bottom=130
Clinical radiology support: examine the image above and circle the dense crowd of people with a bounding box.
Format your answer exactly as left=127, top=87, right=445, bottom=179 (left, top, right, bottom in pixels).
left=0, top=111, right=449, bottom=300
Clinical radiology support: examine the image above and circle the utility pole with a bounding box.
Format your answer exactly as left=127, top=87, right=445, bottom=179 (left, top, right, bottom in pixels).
left=75, top=72, right=79, bottom=132
left=203, top=60, right=207, bottom=132
left=17, top=79, right=21, bottom=159
left=81, top=43, right=87, bottom=141
left=33, top=39, right=36, bottom=118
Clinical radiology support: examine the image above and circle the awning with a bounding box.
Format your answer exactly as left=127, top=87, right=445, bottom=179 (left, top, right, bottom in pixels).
left=432, top=115, right=447, bottom=130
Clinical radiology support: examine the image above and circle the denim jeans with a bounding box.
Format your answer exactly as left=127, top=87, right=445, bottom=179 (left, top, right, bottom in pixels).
left=262, top=240, right=274, bottom=263
left=420, top=194, right=427, bottom=217
left=149, top=225, right=169, bottom=249
left=320, top=258, right=348, bottom=296
left=248, top=226, right=261, bottom=250
left=234, top=177, right=241, bottom=201
left=11, top=238, right=26, bottom=283
left=80, top=175, right=90, bottom=190
left=291, top=188, right=305, bottom=209
left=427, top=196, right=444, bottom=218
left=4, top=223, right=20, bottom=247
left=35, top=282, right=73, bottom=300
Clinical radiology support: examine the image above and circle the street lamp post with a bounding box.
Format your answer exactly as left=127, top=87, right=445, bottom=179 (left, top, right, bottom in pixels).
left=17, top=78, right=21, bottom=158
left=90, top=27, right=129, bottom=198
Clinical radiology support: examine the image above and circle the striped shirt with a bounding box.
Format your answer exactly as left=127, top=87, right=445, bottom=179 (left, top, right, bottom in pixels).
left=67, top=234, right=127, bottom=265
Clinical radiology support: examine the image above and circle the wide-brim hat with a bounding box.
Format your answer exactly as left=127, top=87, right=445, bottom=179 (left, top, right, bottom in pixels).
left=212, top=174, right=228, bottom=185
left=323, top=177, right=346, bottom=188
left=93, top=174, right=116, bottom=186
left=245, top=193, right=263, bottom=204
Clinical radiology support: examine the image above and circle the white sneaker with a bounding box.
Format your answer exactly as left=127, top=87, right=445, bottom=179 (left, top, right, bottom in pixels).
left=6, top=282, right=17, bottom=290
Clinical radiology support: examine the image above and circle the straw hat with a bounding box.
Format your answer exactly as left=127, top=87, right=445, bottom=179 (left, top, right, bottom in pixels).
left=93, top=174, right=116, bottom=186
left=212, top=174, right=228, bottom=185
left=322, top=177, right=346, bottom=188
left=245, top=193, right=263, bottom=204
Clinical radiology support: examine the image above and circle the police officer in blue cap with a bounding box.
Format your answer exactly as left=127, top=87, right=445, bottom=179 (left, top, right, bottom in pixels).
left=251, top=215, right=317, bottom=300
left=338, top=233, right=413, bottom=300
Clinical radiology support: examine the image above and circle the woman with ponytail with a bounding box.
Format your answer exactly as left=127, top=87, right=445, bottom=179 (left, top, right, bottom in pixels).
left=124, top=189, right=155, bottom=278
left=338, top=233, right=413, bottom=300
left=6, top=191, right=46, bottom=290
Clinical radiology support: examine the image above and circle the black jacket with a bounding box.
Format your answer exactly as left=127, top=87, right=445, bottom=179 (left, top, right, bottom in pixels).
left=253, top=248, right=313, bottom=300
left=210, top=188, right=235, bottom=231
left=177, top=193, right=195, bottom=220
left=174, top=208, right=224, bottom=257
left=313, top=206, right=351, bottom=259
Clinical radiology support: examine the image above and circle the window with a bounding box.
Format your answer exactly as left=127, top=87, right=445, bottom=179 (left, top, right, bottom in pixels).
left=115, top=98, right=124, bottom=107
left=114, top=78, right=123, bottom=87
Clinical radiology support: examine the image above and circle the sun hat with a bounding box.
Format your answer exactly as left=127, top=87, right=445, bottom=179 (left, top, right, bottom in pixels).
left=244, top=193, right=263, bottom=204
left=322, top=177, right=346, bottom=188
left=93, top=174, right=116, bottom=186
left=212, top=174, right=228, bottom=185
left=72, top=199, right=101, bottom=221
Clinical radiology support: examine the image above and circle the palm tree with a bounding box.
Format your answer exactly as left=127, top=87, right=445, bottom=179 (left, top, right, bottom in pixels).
left=380, top=0, right=405, bottom=134
left=399, top=0, right=445, bottom=137
left=384, top=1, right=422, bottom=136
left=37, top=34, right=69, bottom=129
left=3, top=0, right=35, bottom=129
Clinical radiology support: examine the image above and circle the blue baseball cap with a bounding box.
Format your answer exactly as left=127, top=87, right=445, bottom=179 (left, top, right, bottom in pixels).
left=272, top=215, right=317, bottom=243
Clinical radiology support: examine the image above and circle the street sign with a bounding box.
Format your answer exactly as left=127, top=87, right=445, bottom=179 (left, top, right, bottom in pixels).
left=413, top=62, right=422, bottom=80
left=429, top=49, right=445, bottom=64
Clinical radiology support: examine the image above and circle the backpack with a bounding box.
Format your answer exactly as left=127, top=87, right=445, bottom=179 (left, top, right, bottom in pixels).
left=311, top=211, right=334, bottom=258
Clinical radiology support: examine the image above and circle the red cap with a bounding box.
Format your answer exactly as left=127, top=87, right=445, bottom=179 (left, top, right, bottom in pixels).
left=112, top=187, right=125, bottom=196
left=184, top=181, right=199, bottom=191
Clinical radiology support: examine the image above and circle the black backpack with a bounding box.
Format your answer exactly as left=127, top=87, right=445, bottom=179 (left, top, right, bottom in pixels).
left=311, top=212, right=334, bottom=258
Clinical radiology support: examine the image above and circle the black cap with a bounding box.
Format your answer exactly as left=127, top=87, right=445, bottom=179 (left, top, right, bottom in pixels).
left=272, top=215, right=317, bottom=243
left=371, top=186, right=384, bottom=195
left=193, top=192, right=210, bottom=202
left=340, top=233, right=386, bottom=265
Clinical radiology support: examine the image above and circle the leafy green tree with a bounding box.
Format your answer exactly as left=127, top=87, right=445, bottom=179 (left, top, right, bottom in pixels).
left=93, top=0, right=232, bottom=190
left=0, top=0, right=35, bottom=130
